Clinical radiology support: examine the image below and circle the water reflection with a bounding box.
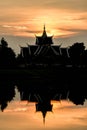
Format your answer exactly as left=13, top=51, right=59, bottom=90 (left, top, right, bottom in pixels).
left=0, top=80, right=15, bottom=111
left=0, top=81, right=87, bottom=129
left=0, top=70, right=87, bottom=129
left=0, top=74, right=87, bottom=112
left=2, top=98, right=87, bottom=130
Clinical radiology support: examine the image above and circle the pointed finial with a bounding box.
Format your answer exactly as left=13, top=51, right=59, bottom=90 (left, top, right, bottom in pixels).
left=42, top=110, right=47, bottom=125
left=43, top=117, right=45, bottom=124
left=44, top=24, right=46, bottom=31
left=42, top=24, right=47, bottom=37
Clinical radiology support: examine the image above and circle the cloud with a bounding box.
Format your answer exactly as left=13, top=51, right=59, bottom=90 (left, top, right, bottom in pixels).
left=62, top=15, right=87, bottom=22
left=43, top=0, right=87, bottom=12
left=2, top=25, right=44, bottom=35
left=2, top=25, right=27, bottom=30
left=72, top=17, right=87, bottom=21
left=26, top=30, right=42, bottom=34
left=58, top=28, right=87, bottom=33
left=0, top=0, right=87, bottom=12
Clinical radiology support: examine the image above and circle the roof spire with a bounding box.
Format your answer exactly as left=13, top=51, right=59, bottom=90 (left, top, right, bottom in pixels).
left=42, top=110, right=47, bottom=125
left=44, top=24, right=46, bottom=32
left=42, top=24, right=47, bottom=37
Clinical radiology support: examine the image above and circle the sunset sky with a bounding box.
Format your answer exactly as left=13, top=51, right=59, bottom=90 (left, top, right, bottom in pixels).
left=0, top=0, right=87, bottom=54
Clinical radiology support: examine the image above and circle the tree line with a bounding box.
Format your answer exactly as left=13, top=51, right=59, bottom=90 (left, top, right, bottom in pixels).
left=0, top=37, right=87, bottom=68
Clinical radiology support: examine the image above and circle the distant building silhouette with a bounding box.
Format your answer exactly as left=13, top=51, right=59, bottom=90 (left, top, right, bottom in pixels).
left=19, top=26, right=69, bottom=66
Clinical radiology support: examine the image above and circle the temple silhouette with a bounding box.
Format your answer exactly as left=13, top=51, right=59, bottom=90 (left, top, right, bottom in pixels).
left=19, top=25, right=69, bottom=66
left=0, top=26, right=87, bottom=67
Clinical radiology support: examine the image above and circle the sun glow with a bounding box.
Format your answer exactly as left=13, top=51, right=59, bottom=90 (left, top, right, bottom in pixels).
left=0, top=0, right=87, bottom=54
left=1, top=6, right=87, bottom=38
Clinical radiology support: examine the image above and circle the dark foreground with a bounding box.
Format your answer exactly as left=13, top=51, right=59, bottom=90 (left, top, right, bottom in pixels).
left=0, top=65, right=87, bottom=111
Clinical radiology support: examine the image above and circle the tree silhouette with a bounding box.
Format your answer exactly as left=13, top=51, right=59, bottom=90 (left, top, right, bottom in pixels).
left=0, top=80, right=15, bottom=111
left=69, top=42, right=85, bottom=66
left=80, top=50, right=87, bottom=66
left=0, top=38, right=16, bottom=68
left=1, top=37, right=8, bottom=48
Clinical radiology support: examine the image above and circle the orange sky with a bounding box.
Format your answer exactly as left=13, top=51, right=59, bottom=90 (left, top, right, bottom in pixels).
left=0, top=0, right=87, bottom=54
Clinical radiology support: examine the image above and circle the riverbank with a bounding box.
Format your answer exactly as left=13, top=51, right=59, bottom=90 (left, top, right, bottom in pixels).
left=0, top=65, right=87, bottom=80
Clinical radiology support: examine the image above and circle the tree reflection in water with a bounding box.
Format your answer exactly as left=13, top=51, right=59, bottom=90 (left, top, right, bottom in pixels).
left=0, top=69, right=87, bottom=118
left=0, top=79, right=15, bottom=111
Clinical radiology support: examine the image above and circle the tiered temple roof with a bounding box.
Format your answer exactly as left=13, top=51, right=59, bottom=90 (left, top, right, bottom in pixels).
left=35, top=25, right=53, bottom=45
left=20, top=25, right=70, bottom=65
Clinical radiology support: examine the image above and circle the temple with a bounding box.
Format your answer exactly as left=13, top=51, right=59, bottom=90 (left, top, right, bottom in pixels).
left=19, top=25, right=70, bottom=66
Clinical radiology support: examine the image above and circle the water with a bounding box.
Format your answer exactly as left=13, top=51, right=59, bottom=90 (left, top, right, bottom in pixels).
left=0, top=88, right=87, bottom=130
left=0, top=68, right=87, bottom=130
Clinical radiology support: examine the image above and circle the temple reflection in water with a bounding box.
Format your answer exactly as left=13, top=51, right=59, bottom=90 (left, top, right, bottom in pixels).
left=0, top=56, right=87, bottom=128
left=0, top=75, right=87, bottom=123
left=2, top=90, right=87, bottom=130
left=0, top=75, right=87, bottom=130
